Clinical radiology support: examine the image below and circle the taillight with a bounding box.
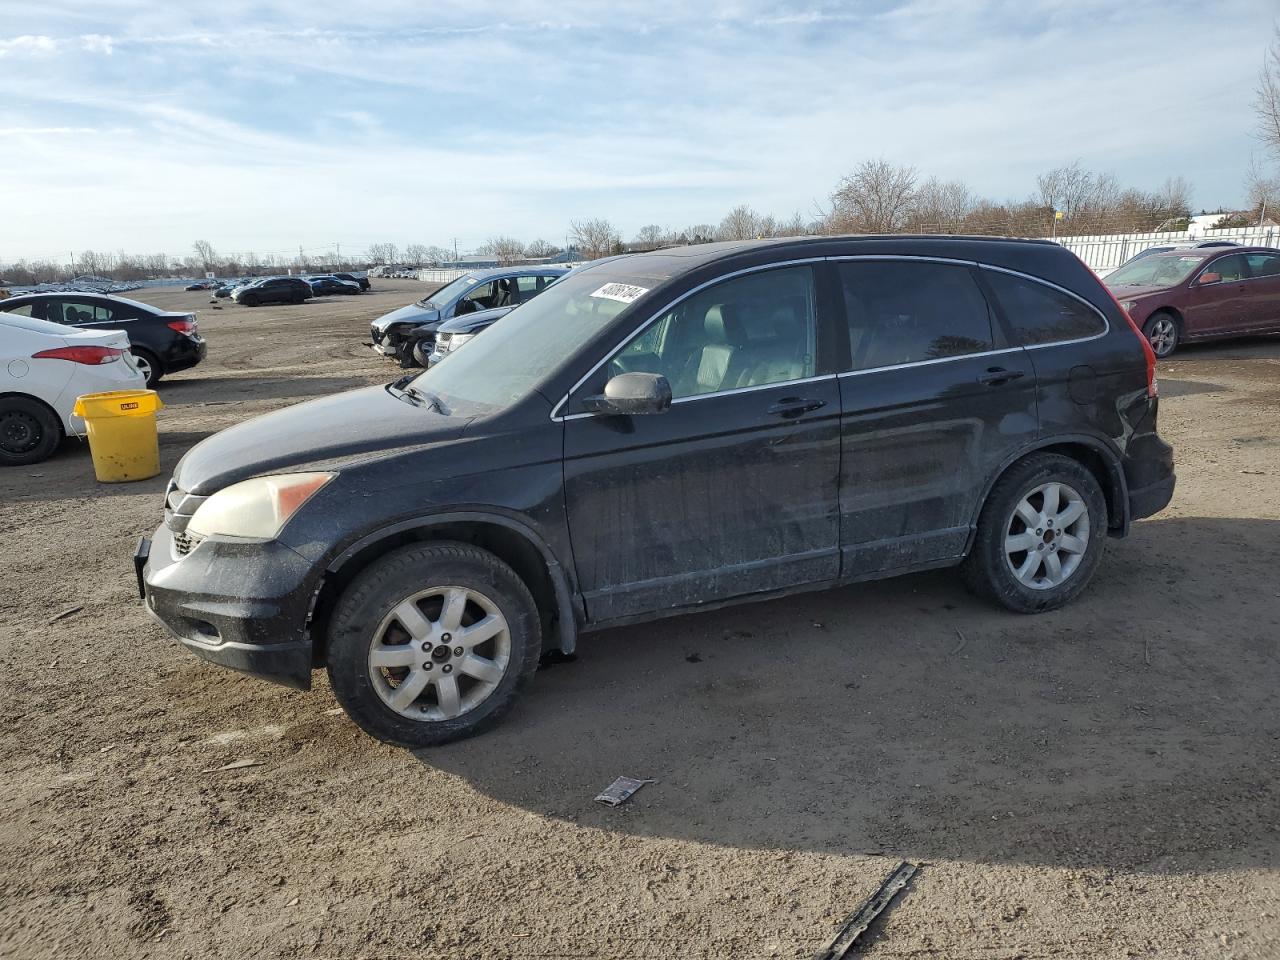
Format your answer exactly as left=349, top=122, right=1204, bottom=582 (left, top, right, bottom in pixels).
left=1095, top=270, right=1157, bottom=399
left=167, top=316, right=198, bottom=336
left=32, top=346, right=124, bottom=365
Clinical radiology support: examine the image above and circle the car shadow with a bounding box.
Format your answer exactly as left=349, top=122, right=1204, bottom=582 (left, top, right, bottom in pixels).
left=416, top=516, right=1280, bottom=874
left=157, top=375, right=369, bottom=405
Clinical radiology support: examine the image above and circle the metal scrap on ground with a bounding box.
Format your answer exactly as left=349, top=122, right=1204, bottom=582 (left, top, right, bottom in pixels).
left=594, top=776, right=655, bottom=807
left=813, top=861, right=918, bottom=960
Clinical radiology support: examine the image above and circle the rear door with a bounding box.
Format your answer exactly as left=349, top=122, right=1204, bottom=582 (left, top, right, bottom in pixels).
left=563, top=263, right=841, bottom=622
left=834, top=258, right=1038, bottom=576
left=44, top=297, right=116, bottom=330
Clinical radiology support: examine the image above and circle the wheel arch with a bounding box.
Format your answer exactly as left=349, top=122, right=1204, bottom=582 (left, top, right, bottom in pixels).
left=968, top=435, right=1130, bottom=553
left=0, top=390, right=67, bottom=437
left=309, top=512, right=580, bottom=666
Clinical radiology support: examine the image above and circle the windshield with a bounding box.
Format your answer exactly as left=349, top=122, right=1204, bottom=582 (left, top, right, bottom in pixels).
left=416, top=274, right=478, bottom=308
left=411, top=268, right=659, bottom=412
left=1107, top=254, right=1206, bottom=288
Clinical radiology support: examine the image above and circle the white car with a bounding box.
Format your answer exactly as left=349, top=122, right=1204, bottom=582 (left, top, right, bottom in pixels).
left=0, top=312, right=145, bottom=465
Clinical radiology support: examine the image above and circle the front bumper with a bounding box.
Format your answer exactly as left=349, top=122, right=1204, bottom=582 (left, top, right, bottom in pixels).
left=138, top=525, right=317, bottom=690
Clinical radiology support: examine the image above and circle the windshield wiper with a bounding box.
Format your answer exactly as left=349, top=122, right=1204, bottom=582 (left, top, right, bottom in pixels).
left=406, top=385, right=444, bottom=413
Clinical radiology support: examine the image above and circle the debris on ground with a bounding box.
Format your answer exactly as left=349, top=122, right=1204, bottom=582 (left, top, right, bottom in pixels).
left=951, top=628, right=968, bottom=656
left=594, top=776, right=655, bottom=807
left=814, top=861, right=918, bottom=960
left=203, top=759, right=264, bottom=773
left=47, top=606, right=84, bottom=625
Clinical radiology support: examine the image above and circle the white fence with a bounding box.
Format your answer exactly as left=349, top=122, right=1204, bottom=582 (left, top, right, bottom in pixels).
left=1047, top=226, right=1279, bottom=274
left=414, top=268, right=470, bottom=284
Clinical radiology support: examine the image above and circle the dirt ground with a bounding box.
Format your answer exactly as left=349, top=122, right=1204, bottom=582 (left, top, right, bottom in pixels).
left=1, top=279, right=1278, bottom=959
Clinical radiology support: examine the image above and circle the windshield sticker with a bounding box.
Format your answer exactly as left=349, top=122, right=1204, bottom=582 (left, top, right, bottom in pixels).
left=465, top=277, right=478, bottom=284
left=590, top=282, right=649, bottom=304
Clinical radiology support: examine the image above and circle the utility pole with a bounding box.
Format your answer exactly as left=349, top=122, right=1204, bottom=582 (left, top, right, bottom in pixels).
left=453, top=238, right=458, bottom=263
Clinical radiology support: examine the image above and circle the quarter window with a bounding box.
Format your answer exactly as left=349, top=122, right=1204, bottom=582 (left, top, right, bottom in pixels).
left=838, top=260, right=994, bottom=370
left=982, top=270, right=1104, bottom=346
left=608, top=266, right=817, bottom=399
left=2, top=303, right=35, bottom=317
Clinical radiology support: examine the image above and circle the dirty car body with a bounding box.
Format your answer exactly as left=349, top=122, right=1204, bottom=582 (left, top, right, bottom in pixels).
left=140, top=236, right=1175, bottom=746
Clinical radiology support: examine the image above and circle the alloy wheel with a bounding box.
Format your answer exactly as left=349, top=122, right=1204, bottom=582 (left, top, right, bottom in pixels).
left=1147, top=316, right=1177, bottom=357
left=367, top=585, right=511, bottom=721
left=1003, top=481, right=1091, bottom=590
left=132, top=353, right=153, bottom=383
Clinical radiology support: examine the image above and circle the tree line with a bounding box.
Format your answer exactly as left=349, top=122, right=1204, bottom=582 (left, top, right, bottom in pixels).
left=0, top=160, right=1252, bottom=286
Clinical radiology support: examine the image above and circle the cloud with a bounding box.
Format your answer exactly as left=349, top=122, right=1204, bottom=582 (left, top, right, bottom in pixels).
left=1, top=0, right=1273, bottom=255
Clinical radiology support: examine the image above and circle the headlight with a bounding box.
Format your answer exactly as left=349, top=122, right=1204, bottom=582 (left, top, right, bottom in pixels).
left=188, top=472, right=335, bottom=539
left=447, top=333, right=476, bottom=352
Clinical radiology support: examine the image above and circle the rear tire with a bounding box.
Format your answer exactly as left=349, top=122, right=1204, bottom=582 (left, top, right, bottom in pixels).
left=961, top=453, right=1107, bottom=614
left=326, top=542, right=542, bottom=747
left=0, top=396, right=62, bottom=466
left=131, top=348, right=162, bottom=387
left=1142, top=311, right=1180, bottom=358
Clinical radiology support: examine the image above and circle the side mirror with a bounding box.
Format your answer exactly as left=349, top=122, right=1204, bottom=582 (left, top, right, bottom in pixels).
left=1196, top=272, right=1221, bottom=285
left=580, top=372, right=672, bottom=416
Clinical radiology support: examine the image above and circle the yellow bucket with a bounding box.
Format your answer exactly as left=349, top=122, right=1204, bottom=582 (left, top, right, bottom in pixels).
left=72, top=390, right=164, bottom=483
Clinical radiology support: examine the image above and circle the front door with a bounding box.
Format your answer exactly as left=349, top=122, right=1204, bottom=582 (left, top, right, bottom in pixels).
left=834, top=259, right=1039, bottom=576
left=1185, top=253, right=1250, bottom=336
left=563, top=264, right=841, bottom=622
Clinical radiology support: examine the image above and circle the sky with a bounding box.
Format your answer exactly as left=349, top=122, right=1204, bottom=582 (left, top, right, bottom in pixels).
left=0, top=0, right=1276, bottom=263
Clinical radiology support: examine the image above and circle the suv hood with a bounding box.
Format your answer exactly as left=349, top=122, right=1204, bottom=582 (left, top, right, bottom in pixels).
left=174, top=383, right=470, bottom=494
left=437, top=305, right=515, bottom=335
left=372, top=302, right=440, bottom=331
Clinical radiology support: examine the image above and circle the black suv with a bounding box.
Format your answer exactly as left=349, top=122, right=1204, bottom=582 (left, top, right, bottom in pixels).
left=233, top=276, right=312, bottom=306
left=138, top=236, right=1174, bottom=747
left=0, top=291, right=205, bottom=386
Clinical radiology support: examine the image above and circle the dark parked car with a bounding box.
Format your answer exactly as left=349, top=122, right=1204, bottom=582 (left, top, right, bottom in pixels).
left=421, top=305, right=515, bottom=366
left=139, top=235, right=1174, bottom=747
left=1112, top=239, right=1240, bottom=270
left=369, top=266, right=568, bottom=365
left=232, top=276, right=312, bottom=307
left=185, top=281, right=212, bottom=291
left=0, top=291, right=205, bottom=386
left=334, top=272, right=370, bottom=291
left=1105, top=245, right=1280, bottom=356
left=308, top=276, right=362, bottom=296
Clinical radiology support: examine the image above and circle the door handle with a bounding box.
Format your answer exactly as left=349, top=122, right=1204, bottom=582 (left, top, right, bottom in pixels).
left=767, top=397, right=827, bottom=418
left=976, top=368, right=1026, bottom=386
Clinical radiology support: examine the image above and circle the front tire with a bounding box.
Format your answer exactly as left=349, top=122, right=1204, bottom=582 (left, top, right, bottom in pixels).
left=1142, top=311, right=1179, bottom=358
left=961, top=453, right=1107, bottom=614
left=0, top=396, right=62, bottom=466
left=411, top=339, right=433, bottom=367
left=326, top=542, right=542, bottom=747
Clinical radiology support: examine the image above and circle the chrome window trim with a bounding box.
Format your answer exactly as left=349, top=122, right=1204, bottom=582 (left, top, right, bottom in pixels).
left=549, top=257, right=827, bottom=422
left=551, top=254, right=1119, bottom=422
left=837, top=346, right=1023, bottom=380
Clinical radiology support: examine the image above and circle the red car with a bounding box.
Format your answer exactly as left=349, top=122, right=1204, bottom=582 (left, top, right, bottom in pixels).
left=1104, top=246, right=1280, bottom=357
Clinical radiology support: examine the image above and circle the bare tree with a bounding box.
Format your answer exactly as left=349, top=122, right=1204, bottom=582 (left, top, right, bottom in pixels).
left=633, top=224, right=665, bottom=249
left=404, top=243, right=429, bottom=266
left=1256, top=25, right=1280, bottom=159
left=367, top=242, right=398, bottom=264
left=1246, top=156, right=1280, bottom=221
left=570, top=218, right=620, bottom=260
left=478, top=236, right=526, bottom=265
left=775, top=212, right=811, bottom=236
left=718, top=204, right=762, bottom=240
left=192, top=240, right=217, bottom=273
left=525, top=238, right=558, bottom=258
left=830, top=160, right=918, bottom=232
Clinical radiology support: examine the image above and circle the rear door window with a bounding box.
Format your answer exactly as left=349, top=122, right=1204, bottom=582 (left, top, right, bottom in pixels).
left=981, top=270, right=1105, bottom=346
left=838, top=260, right=994, bottom=369
left=1245, top=253, right=1280, bottom=278
left=53, top=299, right=114, bottom=325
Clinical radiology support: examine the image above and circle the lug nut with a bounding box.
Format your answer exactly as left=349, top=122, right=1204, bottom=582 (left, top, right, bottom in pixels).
left=441, top=632, right=452, bottom=643
left=453, top=646, right=463, bottom=656
left=442, top=664, right=453, bottom=674
left=421, top=642, right=432, bottom=652
left=423, top=663, right=433, bottom=671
